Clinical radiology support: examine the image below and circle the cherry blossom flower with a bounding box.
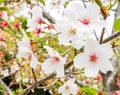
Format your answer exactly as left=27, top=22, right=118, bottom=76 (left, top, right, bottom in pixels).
left=65, top=1, right=107, bottom=35
left=41, top=46, right=66, bottom=77
left=27, top=6, right=43, bottom=31
left=55, top=20, right=78, bottom=45
left=55, top=20, right=84, bottom=48
left=74, top=39, right=114, bottom=77
left=58, top=78, right=78, bottom=95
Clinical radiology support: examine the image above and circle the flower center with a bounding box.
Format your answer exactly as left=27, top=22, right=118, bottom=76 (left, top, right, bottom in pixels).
left=78, top=17, right=90, bottom=25
left=52, top=56, right=60, bottom=62
left=68, top=28, right=76, bottom=34
left=35, top=28, right=42, bottom=35
left=37, top=18, right=44, bottom=24
left=65, top=85, right=70, bottom=90
left=89, top=54, right=98, bottom=63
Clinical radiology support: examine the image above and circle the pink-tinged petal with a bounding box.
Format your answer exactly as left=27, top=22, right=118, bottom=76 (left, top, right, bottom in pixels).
left=99, top=60, right=113, bottom=73
left=41, top=59, right=55, bottom=74
left=55, top=20, right=72, bottom=33
left=84, top=64, right=99, bottom=77
left=72, top=38, right=85, bottom=49
left=31, top=6, right=42, bottom=18
left=84, top=39, right=99, bottom=54
left=87, top=4, right=100, bottom=20
left=96, top=43, right=114, bottom=60
left=58, top=33, right=72, bottom=45
left=91, top=20, right=107, bottom=29
left=17, top=51, right=30, bottom=58
left=61, top=91, right=70, bottom=95
left=18, top=47, right=30, bottom=53
left=27, top=18, right=39, bottom=31
left=67, top=78, right=75, bottom=84
left=69, top=85, right=78, bottom=95
left=74, top=53, right=88, bottom=69
left=55, top=63, right=64, bottom=78
left=30, top=54, right=39, bottom=69
left=65, top=1, right=86, bottom=25
left=44, top=46, right=56, bottom=57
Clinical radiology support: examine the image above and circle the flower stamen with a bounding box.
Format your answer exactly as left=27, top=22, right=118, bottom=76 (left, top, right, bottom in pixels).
left=68, top=28, right=76, bottom=34
left=78, top=17, right=90, bottom=25
left=89, top=54, right=98, bottom=63
left=52, top=56, right=60, bottom=62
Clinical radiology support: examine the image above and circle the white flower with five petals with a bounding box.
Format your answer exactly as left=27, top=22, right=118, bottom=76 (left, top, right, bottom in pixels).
left=74, top=39, right=114, bottom=77
left=58, top=78, right=78, bottom=95
left=41, top=46, right=66, bottom=78
left=65, top=1, right=107, bottom=35
left=55, top=20, right=84, bottom=48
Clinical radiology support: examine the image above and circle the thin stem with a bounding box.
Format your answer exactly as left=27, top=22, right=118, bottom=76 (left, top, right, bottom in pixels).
left=82, top=0, right=87, bottom=8
left=37, top=79, right=57, bottom=89
left=100, top=28, right=105, bottom=44
left=21, top=60, right=73, bottom=95
left=0, top=78, right=12, bottom=95
left=94, top=30, right=99, bottom=41
left=31, top=68, right=37, bottom=82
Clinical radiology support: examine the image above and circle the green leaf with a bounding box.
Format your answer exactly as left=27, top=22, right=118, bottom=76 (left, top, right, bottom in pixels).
left=0, top=0, right=5, bottom=4
left=21, top=19, right=28, bottom=30
left=81, top=86, right=98, bottom=95
left=0, top=6, right=10, bottom=12
left=39, top=0, right=45, bottom=6
left=114, top=17, right=120, bottom=32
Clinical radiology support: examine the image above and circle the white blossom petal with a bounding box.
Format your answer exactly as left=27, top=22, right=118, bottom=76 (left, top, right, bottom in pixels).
left=41, top=59, right=55, bottom=74
left=84, top=64, right=99, bottom=77
left=30, top=54, right=39, bottom=69
left=31, top=6, right=42, bottom=18
left=99, top=60, right=113, bottom=73
left=55, top=64, right=64, bottom=77
left=74, top=53, right=87, bottom=69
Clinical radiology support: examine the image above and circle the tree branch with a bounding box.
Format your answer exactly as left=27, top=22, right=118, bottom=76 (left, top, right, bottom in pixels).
left=43, top=11, right=55, bottom=24
left=0, top=78, right=12, bottom=95
left=102, top=30, right=120, bottom=43
left=21, top=60, right=73, bottom=95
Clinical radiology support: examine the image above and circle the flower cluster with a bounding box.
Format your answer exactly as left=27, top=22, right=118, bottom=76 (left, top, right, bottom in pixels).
left=24, top=1, right=114, bottom=95
left=55, top=1, right=107, bottom=49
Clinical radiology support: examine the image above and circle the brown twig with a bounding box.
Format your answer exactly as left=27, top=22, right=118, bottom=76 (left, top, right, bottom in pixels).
left=31, top=68, right=37, bottom=82
left=102, top=30, right=120, bottom=43
left=100, top=28, right=105, bottom=44
left=21, top=60, right=73, bottom=95
left=43, top=11, right=55, bottom=24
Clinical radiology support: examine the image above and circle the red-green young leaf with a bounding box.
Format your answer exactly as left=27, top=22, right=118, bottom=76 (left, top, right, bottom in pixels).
left=39, top=0, right=45, bottom=6
left=114, top=17, right=120, bottom=32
